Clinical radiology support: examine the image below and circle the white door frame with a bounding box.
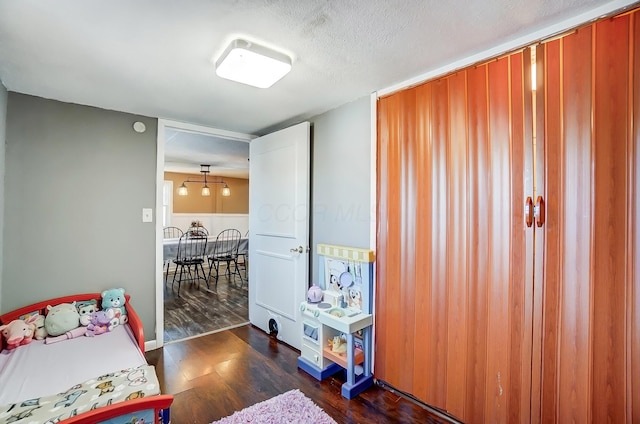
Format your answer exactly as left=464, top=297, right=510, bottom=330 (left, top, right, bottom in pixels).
left=152, top=119, right=254, bottom=350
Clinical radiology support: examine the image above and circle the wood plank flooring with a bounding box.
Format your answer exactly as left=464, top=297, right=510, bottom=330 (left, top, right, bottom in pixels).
left=164, top=266, right=248, bottom=343
left=145, top=325, right=453, bottom=424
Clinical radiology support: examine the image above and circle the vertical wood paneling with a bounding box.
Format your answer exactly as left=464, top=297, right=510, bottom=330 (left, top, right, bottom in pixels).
left=465, top=63, right=490, bottom=423
left=399, top=89, right=417, bottom=393
left=375, top=92, right=404, bottom=385
left=484, top=57, right=513, bottom=423
left=374, top=94, right=389, bottom=382
left=537, top=10, right=640, bottom=422
left=540, top=29, right=598, bottom=424
left=557, top=27, right=593, bottom=424
left=539, top=38, right=562, bottom=423
left=591, top=15, right=629, bottom=424
left=507, top=50, right=533, bottom=424
left=377, top=50, right=529, bottom=423
left=530, top=42, right=546, bottom=424
left=413, top=83, right=434, bottom=403
left=445, top=71, right=469, bottom=418
left=429, top=78, right=450, bottom=408
left=375, top=95, right=387, bottom=381
left=376, top=9, right=639, bottom=423
left=631, top=11, right=640, bottom=423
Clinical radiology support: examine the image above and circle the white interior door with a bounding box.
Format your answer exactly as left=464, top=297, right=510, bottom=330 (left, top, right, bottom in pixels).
left=248, top=121, right=310, bottom=350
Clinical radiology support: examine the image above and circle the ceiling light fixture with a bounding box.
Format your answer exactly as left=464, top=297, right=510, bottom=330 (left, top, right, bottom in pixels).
left=177, top=164, right=231, bottom=197
left=215, top=39, right=291, bottom=88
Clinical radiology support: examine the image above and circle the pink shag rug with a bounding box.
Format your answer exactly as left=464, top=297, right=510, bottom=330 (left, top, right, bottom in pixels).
left=211, top=389, right=337, bottom=424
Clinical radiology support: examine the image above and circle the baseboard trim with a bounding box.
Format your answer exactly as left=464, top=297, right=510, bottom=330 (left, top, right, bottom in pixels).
left=145, top=340, right=158, bottom=352
left=375, top=379, right=462, bottom=423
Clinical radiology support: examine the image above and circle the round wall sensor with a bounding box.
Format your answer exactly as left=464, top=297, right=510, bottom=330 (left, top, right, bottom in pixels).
left=133, top=121, right=146, bottom=133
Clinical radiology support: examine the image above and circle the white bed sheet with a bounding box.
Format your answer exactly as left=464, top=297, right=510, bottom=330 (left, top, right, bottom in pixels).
left=0, top=325, right=147, bottom=406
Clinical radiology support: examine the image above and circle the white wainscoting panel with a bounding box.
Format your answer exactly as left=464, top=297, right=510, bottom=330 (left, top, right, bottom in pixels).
left=171, top=213, right=249, bottom=237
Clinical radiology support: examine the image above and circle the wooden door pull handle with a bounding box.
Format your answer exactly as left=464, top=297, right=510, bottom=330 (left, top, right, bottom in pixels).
left=534, top=196, right=545, bottom=227
left=525, top=197, right=534, bottom=227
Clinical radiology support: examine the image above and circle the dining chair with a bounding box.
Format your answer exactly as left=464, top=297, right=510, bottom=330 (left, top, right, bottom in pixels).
left=163, top=226, right=183, bottom=239
left=163, top=227, right=184, bottom=284
left=171, top=232, right=209, bottom=296
left=208, top=228, right=243, bottom=288
left=236, top=230, right=249, bottom=281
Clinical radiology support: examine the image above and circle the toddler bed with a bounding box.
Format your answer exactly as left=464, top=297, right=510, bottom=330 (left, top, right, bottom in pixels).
left=0, top=293, right=173, bottom=423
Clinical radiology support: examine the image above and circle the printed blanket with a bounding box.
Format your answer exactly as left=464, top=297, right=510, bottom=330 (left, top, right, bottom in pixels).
left=0, top=364, right=160, bottom=423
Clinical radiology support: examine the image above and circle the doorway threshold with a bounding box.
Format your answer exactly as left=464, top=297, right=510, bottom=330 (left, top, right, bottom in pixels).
left=164, top=321, right=250, bottom=345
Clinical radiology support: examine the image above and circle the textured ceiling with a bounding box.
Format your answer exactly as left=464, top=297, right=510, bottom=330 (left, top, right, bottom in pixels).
left=164, top=129, right=250, bottom=178
left=0, top=0, right=635, bottom=177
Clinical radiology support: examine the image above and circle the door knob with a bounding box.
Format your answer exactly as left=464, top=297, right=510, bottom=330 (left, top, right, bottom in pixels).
left=290, top=246, right=304, bottom=254
left=534, top=196, right=545, bottom=227
left=525, top=196, right=534, bottom=228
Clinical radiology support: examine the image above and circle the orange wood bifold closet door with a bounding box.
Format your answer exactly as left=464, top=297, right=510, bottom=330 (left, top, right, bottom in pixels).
left=376, top=7, right=640, bottom=424
left=376, top=51, right=533, bottom=423
left=532, top=10, right=640, bottom=424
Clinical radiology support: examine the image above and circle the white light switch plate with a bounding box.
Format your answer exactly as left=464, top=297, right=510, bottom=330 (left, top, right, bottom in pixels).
left=142, top=208, right=153, bottom=223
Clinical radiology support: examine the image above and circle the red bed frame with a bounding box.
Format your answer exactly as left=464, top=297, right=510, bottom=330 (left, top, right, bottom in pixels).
left=0, top=293, right=173, bottom=424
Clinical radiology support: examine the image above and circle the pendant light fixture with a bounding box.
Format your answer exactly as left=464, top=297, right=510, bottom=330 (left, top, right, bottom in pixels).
left=177, top=165, right=231, bottom=197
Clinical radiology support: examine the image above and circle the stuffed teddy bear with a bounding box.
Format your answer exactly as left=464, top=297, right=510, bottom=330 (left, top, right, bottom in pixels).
left=77, top=300, right=99, bottom=327
left=45, top=302, right=80, bottom=337
left=101, top=288, right=128, bottom=325
left=0, top=315, right=38, bottom=349
left=85, top=310, right=118, bottom=337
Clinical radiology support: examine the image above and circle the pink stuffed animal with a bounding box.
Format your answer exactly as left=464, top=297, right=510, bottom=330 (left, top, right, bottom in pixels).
left=85, top=309, right=117, bottom=337
left=0, top=315, right=38, bottom=349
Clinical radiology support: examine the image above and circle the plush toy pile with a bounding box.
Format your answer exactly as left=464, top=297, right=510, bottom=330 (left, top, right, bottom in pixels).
left=0, top=288, right=128, bottom=349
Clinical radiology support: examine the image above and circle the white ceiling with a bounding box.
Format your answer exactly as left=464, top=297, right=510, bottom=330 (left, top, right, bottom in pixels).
left=164, top=128, right=250, bottom=178
left=0, top=0, right=635, bottom=178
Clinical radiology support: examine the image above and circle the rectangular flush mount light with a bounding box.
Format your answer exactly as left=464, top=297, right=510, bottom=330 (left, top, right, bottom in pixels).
left=215, top=39, right=292, bottom=88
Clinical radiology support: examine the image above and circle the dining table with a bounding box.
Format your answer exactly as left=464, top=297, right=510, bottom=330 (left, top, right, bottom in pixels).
left=163, top=236, right=248, bottom=261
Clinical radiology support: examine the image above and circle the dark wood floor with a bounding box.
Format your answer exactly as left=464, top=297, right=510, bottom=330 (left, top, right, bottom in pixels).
left=164, top=264, right=248, bottom=343
left=145, top=325, right=452, bottom=424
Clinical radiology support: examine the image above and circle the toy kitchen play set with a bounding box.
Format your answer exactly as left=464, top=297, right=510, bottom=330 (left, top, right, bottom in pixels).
left=298, top=244, right=374, bottom=399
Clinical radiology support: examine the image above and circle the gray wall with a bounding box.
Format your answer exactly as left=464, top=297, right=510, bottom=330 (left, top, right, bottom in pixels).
left=0, top=92, right=370, bottom=339
left=2, top=94, right=158, bottom=339
left=310, top=96, right=372, bottom=284
left=0, top=83, right=7, bottom=307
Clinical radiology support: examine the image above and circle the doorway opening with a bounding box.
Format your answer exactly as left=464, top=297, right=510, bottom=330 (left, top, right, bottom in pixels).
left=155, top=119, right=254, bottom=347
